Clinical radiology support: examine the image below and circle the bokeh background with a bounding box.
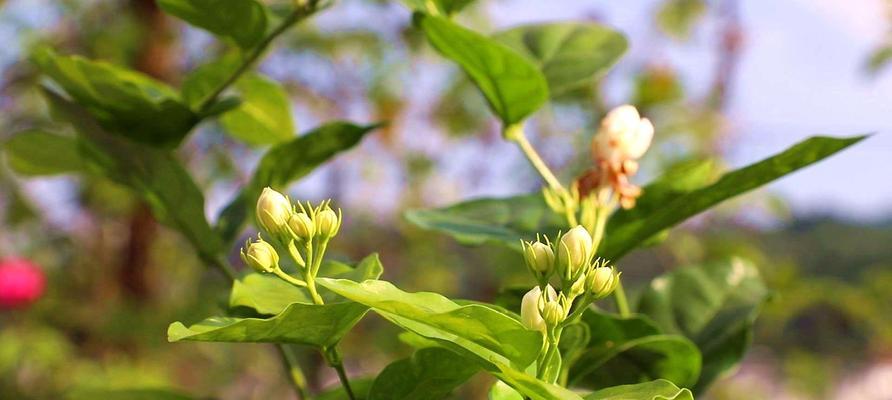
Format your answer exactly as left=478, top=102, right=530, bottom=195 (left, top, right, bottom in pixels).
left=1, top=0, right=891, bottom=399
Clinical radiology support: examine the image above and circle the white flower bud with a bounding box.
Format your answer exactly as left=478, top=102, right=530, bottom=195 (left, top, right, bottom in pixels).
left=587, top=266, right=620, bottom=299
left=256, top=187, right=292, bottom=236
left=315, top=207, right=340, bottom=239
left=240, top=237, right=279, bottom=273
left=520, top=286, right=545, bottom=332
left=542, top=298, right=566, bottom=327
left=288, top=212, right=315, bottom=241
left=523, top=240, right=555, bottom=276
left=592, top=105, right=653, bottom=164
left=557, top=226, right=594, bottom=281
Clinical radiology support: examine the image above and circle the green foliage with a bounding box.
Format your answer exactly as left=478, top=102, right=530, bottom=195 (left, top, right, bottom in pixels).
left=399, top=0, right=476, bottom=16
left=42, top=89, right=223, bottom=257
left=157, top=0, right=268, bottom=49
left=33, top=49, right=197, bottom=148
left=584, top=379, right=693, bottom=400
left=415, top=13, right=549, bottom=126
left=368, top=347, right=479, bottom=400
left=569, top=310, right=701, bottom=389
left=230, top=254, right=384, bottom=315
left=181, top=54, right=242, bottom=109
left=66, top=388, right=194, bottom=400
left=601, top=135, right=866, bottom=260
left=219, top=73, right=295, bottom=146
left=3, top=130, right=85, bottom=176
left=215, top=122, right=379, bottom=242
left=496, top=22, right=628, bottom=97
left=637, top=259, right=769, bottom=392
left=656, top=0, right=707, bottom=40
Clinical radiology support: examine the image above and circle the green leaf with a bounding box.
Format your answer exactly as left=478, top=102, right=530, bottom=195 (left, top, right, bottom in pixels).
left=167, top=301, right=369, bottom=348
left=215, top=122, right=379, bottom=242
left=636, top=258, right=769, bottom=392
left=66, top=388, right=194, bottom=400
left=399, top=0, right=475, bottom=16
left=42, top=89, right=223, bottom=258
left=568, top=310, right=701, bottom=390
left=33, top=49, right=196, bottom=148
left=488, top=380, right=523, bottom=400
left=317, top=278, right=581, bottom=400
left=656, top=0, right=707, bottom=41
left=495, top=23, right=628, bottom=97
left=416, top=14, right=549, bottom=125
left=157, top=0, right=267, bottom=49
left=369, top=347, right=479, bottom=400
left=230, top=254, right=384, bottom=315
left=404, top=194, right=564, bottom=251
left=219, top=73, right=295, bottom=145
left=3, top=130, right=85, bottom=176
left=584, top=380, right=693, bottom=400
left=601, top=135, right=866, bottom=260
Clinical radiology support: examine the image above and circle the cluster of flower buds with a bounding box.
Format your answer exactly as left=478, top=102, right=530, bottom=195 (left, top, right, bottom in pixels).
left=520, top=285, right=569, bottom=332
left=578, top=104, right=653, bottom=209
left=519, top=226, right=621, bottom=333
left=241, top=187, right=343, bottom=275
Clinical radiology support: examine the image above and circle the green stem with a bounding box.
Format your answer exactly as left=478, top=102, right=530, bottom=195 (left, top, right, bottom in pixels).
left=613, top=280, right=630, bottom=317
left=327, top=347, right=357, bottom=400
left=504, top=125, right=565, bottom=193
left=276, top=345, right=309, bottom=400
left=273, top=267, right=308, bottom=288
left=196, top=2, right=319, bottom=113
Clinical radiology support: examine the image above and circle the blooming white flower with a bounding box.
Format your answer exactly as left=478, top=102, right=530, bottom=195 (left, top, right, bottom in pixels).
left=256, top=187, right=292, bottom=236
left=592, top=105, right=654, bottom=164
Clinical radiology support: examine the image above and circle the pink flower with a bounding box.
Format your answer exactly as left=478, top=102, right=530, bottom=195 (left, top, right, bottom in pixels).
left=0, top=258, right=46, bottom=309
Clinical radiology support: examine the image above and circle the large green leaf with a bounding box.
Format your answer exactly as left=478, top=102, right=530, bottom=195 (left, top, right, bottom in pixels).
left=168, top=301, right=368, bottom=347
left=33, top=49, right=196, bottom=148
left=584, top=380, right=693, bottom=400
left=3, top=130, right=85, bottom=176
left=215, top=121, right=379, bottom=242
left=230, top=254, right=384, bottom=315
left=636, top=259, right=769, bottom=392
left=42, top=89, right=222, bottom=257
left=157, top=0, right=267, bottom=49
left=601, top=135, right=865, bottom=260
left=495, top=23, right=628, bottom=97
left=568, top=310, right=701, bottom=390
left=318, top=278, right=580, bottom=400
left=369, top=347, right=479, bottom=400
left=416, top=14, right=548, bottom=125
left=219, top=73, right=295, bottom=145
left=404, top=194, right=564, bottom=251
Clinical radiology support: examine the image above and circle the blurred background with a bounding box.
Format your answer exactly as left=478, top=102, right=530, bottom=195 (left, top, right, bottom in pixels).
left=1, top=0, right=890, bottom=399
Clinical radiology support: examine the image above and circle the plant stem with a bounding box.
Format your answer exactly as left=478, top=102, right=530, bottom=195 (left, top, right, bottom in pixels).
left=504, top=125, right=565, bottom=193
left=613, top=280, right=630, bottom=317
left=276, top=344, right=309, bottom=400
left=327, top=347, right=357, bottom=400
left=273, top=268, right=308, bottom=288
left=196, top=1, right=319, bottom=113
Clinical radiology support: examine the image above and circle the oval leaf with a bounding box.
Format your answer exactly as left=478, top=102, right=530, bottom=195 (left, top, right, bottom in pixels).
left=495, top=22, right=628, bottom=97
left=369, top=347, right=479, bottom=400
left=584, top=379, right=693, bottom=400
left=416, top=14, right=548, bottom=125
left=219, top=73, right=295, bottom=145
left=158, top=0, right=267, bottom=49
left=3, top=130, right=85, bottom=176
left=636, top=258, right=769, bottom=392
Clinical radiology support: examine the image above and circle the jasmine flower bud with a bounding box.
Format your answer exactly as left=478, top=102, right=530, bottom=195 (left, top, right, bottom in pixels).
left=557, top=226, right=594, bottom=281
left=256, top=187, right=292, bottom=236
left=315, top=206, right=341, bottom=239
left=587, top=266, right=620, bottom=299
left=288, top=212, right=315, bottom=242
left=522, top=239, right=555, bottom=279
left=240, top=237, right=279, bottom=273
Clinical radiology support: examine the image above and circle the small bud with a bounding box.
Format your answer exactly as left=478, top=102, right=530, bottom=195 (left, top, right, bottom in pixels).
left=557, top=226, right=594, bottom=281
left=568, top=274, right=587, bottom=299
left=541, top=298, right=565, bottom=327
left=240, top=237, right=279, bottom=273
left=256, top=187, right=292, bottom=236
left=315, top=206, right=341, bottom=239
left=523, top=240, right=555, bottom=278
left=587, top=266, right=620, bottom=299
left=288, top=212, right=315, bottom=241
left=520, top=286, right=546, bottom=332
